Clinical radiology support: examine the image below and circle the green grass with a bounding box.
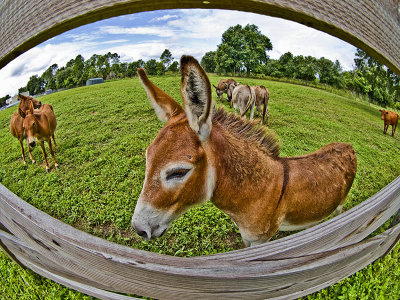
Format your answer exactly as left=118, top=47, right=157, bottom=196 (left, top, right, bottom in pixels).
left=0, top=75, right=399, bottom=299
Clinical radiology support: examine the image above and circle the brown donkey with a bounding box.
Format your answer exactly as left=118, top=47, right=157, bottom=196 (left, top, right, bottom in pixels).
left=132, top=56, right=357, bottom=247
left=10, top=94, right=42, bottom=164
left=20, top=101, right=58, bottom=172
left=253, top=85, right=270, bottom=125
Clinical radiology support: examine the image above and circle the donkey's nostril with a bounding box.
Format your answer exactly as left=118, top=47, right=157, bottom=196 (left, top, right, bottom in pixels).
left=137, top=230, right=148, bottom=238
left=29, top=142, right=36, bottom=148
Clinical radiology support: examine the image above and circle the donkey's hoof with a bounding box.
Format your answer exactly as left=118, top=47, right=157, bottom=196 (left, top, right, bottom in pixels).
left=55, top=163, right=59, bottom=169
left=45, top=167, right=50, bottom=173
left=31, top=160, right=36, bottom=164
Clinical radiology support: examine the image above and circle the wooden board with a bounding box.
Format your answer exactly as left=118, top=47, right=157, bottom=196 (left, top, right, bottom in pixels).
left=0, top=1, right=400, bottom=74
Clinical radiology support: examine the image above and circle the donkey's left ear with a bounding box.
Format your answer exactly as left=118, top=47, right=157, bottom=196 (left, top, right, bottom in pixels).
left=180, top=55, right=213, bottom=141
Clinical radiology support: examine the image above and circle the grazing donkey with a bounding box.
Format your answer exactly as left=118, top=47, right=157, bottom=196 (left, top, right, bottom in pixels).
left=20, top=101, right=58, bottom=172
left=231, top=84, right=256, bottom=119
left=132, top=56, right=357, bottom=247
left=253, top=85, right=270, bottom=125
left=379, top=109, right=398, bottom=137
left=213, top=78, right=237, bottom=101
left=10, top=94, right=42, bottom=164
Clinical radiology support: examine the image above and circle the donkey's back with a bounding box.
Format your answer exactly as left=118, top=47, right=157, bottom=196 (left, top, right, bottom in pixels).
left=279, top=142, right=357, bottom=231
left=40, top=104, right=57, bottom=134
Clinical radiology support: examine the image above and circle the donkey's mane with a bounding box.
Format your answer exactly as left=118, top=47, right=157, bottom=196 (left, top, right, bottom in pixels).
left=212, top=107, right=280, bottom=159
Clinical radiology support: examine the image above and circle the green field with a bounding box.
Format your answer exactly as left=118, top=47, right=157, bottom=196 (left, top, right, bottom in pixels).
left=0, top=75, right=399, bottom=299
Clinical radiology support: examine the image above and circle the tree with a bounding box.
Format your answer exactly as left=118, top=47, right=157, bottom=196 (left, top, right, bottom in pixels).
left=26, top=75, right=45, bottom=95
left=160, top=49, right=173, bottom=69
left=293, top=55, right=317, bottom=85
left=41, top=63, right=58, bottom=90
left=0, top=94, right=10, bottom=107
left=168, top=61, right=179, bottom=73
left=127, top=60, right=145, bottom=77
left=144, top=59, right=157, bottom=75
left=279, top=52, right=296, bottom=79
left=215, top=24, right=272, bottom=76
left=317, top=58, right=343, bottom=88
left=201, top=51, right=216, bottom=73
left=352, top=49, right=400, bottom=106
left=156, top=61, right=166, bottom=76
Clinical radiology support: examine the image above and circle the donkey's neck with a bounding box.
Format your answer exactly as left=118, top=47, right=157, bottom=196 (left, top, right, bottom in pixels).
left=205, top=121, right=284, bottom=216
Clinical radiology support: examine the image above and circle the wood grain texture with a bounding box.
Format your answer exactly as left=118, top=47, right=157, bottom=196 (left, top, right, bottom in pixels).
left=0, top=1, right=400, bottom=74
left=0, top=175, right=399, bottom=299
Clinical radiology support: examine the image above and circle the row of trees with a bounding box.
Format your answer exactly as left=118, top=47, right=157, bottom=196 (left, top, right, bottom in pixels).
left=200, top=24, right=399, bottom=107
left=1, top=23, right=398, bottom=109
left=19, top=50, right=178, bottom=96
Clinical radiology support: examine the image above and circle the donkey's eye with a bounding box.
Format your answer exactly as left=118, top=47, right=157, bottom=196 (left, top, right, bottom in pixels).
left=166, top=168, right=191, bottom=181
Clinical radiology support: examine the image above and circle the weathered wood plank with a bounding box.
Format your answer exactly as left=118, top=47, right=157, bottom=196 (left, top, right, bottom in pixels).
left=1, top=223, right=399, bottom=299
left=0, top=1, right=400, bottom=74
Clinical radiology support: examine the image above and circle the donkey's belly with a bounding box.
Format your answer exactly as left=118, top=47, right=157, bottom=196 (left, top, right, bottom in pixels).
left=278, top=220, right=321, bottom=231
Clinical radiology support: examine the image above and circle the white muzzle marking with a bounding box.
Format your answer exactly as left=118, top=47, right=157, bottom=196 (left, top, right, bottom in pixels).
left=131, top=200, right=173, bottom=240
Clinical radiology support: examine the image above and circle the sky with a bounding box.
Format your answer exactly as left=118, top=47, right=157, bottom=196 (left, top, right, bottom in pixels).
left=0, top=9, right=357, bottom=97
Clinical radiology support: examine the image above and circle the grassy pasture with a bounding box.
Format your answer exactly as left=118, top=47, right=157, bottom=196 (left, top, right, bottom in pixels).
left=0, top=75, right=399, bottom=299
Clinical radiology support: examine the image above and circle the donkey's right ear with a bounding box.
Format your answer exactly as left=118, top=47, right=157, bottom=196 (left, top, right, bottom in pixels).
left=137, top=68, right=184, bottom=122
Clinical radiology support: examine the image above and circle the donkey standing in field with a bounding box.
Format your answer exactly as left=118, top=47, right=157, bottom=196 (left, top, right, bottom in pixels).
left=379, top=109, right=398, bottom=137
left=253, top=85, right=270, bottom=125
left=132, top=56, right=357, bottom=247
left=20, top=100, right=58, bottom=172
left=10, top=94, right=42, bottom=164
left=213, top=79, right=237, bottom=101
left=231, top=84, right=256, bottom=119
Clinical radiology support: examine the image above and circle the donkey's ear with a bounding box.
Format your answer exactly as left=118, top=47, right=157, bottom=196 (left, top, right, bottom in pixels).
left=28, top=100, right=34, bottom=114
left=18, top=107, right=26, bottom=118
left=137, top=68, right=184, bottom=122
left=180, top=55, right=213, bottom=141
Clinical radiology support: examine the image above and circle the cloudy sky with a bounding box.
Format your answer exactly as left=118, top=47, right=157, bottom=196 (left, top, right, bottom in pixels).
left=0, top=9, right=357, bottom=97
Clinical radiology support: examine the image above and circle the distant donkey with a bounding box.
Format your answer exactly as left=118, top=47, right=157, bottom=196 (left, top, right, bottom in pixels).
left=231, top=84, right=256, bottom=119
left=379, top=109, right=398, bottom=137
left=253, top=85, right=270, bottom=125
left=20, top=101, right=58, bottom=172
left=10, top=94, right=42, bottom=164
left=213, top=78, right=237, bottom=101
left=132, top=55, right=357, bottom=247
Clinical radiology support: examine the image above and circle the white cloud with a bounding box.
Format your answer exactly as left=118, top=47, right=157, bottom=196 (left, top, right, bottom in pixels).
left=151, top=14, right=178, bottom=22
left=100, top=25, right=175, bottom=37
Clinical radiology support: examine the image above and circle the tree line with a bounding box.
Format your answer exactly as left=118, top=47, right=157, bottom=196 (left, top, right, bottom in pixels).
left=1, top=24, right=399, bottom=109
left=17, top=49, right=178, bottom=97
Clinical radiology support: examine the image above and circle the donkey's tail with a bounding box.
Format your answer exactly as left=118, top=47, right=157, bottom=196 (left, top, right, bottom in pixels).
left=241, top=85, right=255, bottom=117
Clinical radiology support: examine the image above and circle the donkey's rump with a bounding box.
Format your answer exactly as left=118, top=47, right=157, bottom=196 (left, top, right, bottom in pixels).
left=280, top=143, right=357, bottom=227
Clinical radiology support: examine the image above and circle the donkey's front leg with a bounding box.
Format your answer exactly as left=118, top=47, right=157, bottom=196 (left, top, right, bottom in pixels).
left=39, top=141, right=50, bottom=172
left=48, top=139, right=59, bottom=168
left=52, top=134, right=57, bottom=147
left=27, top=143, right=35, bottom=164
left=19, top=139, right=26, bottom=164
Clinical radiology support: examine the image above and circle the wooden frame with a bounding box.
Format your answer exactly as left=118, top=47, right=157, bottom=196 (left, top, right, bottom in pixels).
left=0, top=1, right=399, bottom=299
